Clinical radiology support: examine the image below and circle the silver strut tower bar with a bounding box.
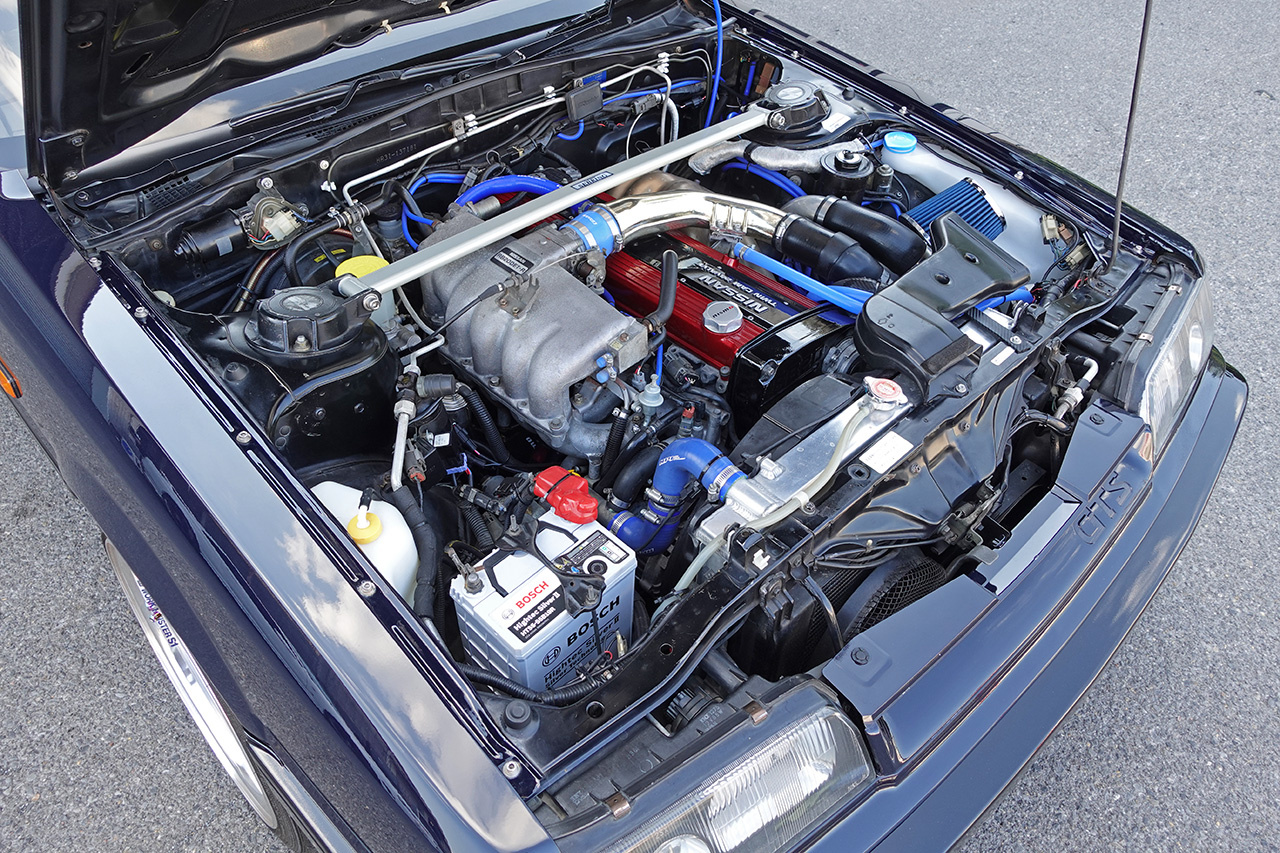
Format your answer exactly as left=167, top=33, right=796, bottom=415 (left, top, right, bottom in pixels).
left=356, top=106, right=773, bottom=297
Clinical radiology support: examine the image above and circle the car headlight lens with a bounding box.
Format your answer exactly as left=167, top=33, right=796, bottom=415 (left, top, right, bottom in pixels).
left=604, top=708, right=872, bottom=853
left=1130, top=281, right=1215, bottom=449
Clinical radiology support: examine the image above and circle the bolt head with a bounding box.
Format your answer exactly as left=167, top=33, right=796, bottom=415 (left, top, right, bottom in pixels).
left=258, top=177, right=274, bottom=190
left=501, top=759, right=521, bottom=779
left=954, top=382, right=968, bottom=395
left=357, top=580, right=377, bottom=597
left=319, top=159, right=330, bottom=170
left=292, top=334, right=311, bottom=352
left=235, top=431, right=252, bottom=446
left=836, top=149, right=864, bottom=169
left=1009, top=335, right=1023, bottom=345
left=361, top=291, right=381, bottom=312
left=133, top=306, right=148, bottom=320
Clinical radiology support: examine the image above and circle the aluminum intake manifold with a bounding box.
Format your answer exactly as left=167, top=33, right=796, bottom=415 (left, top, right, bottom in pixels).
left=418, top=211, right=648, bottom=450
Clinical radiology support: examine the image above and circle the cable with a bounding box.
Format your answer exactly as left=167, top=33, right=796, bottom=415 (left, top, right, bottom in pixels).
left=557, top=120, right=585, bottom=141
left=601, top=80, right=702, bottom=107
left=718, top=159, right=804, bottom=199
left=704, top=0, right=723, bottom=128
left=731, top=243, right=870, bottom=315
left=432, top=283, right=503, bottom=338
left=455, top=174, right=563, bottom=207
left=973, top=287, right=1034, bottom=313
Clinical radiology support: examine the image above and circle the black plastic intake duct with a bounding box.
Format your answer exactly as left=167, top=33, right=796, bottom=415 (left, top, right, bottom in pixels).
left=774, top=217, right=884, bottom=282
left=785, top=195, right=927, bottom=275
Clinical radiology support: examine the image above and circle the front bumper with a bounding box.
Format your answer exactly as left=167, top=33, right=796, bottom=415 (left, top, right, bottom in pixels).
left=806, top=350, right=1245, bottom=851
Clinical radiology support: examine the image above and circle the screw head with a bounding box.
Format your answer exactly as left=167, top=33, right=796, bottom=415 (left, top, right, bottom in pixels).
left=954, top=382, right=968, bottom=395
left=133, top=306, right=149, bottom=320
left=357, top=580, right=377, bottom=597
left=319, top=159, right=330, bottom=170
left=768, top=112, right=787, bottom=129
left=1009, top=335, right=1023, bottom=345
left=258, top=177, right=274, bottom=190
left=361, top=291, right=381, bottom=312
left=74, top=191, right=90, bottom=204
left=235, top=431, right=252, bottom=446
left=501, top=759, right=521, bottom=779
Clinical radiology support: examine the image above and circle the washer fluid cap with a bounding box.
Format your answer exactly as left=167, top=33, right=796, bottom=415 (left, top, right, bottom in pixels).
left=347, top=511, right=383, bottom=544
left=883, top=131, right=918, bottom=154
left=335, top=255, right=389, bottom=278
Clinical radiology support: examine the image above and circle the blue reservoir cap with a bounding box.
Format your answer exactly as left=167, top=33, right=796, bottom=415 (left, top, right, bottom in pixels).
left=883, top=131, right=917, bottom=154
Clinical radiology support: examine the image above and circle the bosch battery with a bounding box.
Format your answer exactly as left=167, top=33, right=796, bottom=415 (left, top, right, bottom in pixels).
left=450, top=511, right=636, bottom=692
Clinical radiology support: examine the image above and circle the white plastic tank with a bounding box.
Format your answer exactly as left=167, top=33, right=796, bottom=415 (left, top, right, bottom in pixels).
left=311, top=481, right=418, bottom=606
left=878, top=131, right=1055, bottom=275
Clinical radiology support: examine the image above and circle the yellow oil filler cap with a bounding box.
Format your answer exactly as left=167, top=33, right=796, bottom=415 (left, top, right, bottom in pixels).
left=347, top=510, right=383, bottom=544
left=335, top=255, right=389, bottom=279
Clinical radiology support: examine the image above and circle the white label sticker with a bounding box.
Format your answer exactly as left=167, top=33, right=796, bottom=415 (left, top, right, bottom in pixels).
left=859, top=431, right=914, bottom=474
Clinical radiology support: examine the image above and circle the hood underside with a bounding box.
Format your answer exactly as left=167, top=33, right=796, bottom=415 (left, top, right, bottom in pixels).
left=18, top=0, right=497, bottom=188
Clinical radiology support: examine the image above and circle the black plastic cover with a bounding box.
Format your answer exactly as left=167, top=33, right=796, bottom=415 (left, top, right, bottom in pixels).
left=854, top=212, right=1029, bottom=402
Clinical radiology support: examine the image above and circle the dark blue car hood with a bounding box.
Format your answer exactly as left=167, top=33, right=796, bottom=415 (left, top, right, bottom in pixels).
left=17, top=0, right=500, bottom=187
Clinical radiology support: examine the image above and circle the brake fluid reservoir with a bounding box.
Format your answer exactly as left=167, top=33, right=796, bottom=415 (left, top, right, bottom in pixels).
left=878, top=131, right=1054, bottom=273
left=312, top=481, right=418, bottom=605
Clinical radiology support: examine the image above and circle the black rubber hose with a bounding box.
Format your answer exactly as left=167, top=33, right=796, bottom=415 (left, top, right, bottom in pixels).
left=225, top=249, right=286, bottom=313
left=597, top=408, right=682, bottom=491
left=285, top=220, right=342, bottom=288
left=775, top=217, right=883, bottom=282
left=456, top=663, right=604, bottom=705
left=387, top=486, right=441, bottom=622
left=611, top=444, right=663, bottom=506
left=600, top=409, right=629, bottom=474
left=798, top=196, right=927, bottom=275
left=461, top=502, right=495, bottom=550
left=457, top=385, right=511, bottom=464
left=643, top=249, right=679, bottom=330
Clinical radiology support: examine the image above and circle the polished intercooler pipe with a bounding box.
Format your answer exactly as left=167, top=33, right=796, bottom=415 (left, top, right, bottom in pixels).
left=560, top=190, right=884, bottom=282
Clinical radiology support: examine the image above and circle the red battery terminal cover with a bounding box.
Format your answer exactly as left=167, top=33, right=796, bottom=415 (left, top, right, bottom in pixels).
left=533, top=466, right=598, bottom=523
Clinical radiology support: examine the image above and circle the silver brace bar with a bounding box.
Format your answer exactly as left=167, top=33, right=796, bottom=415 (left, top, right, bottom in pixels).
left=358, top=106, right=773, bottom=296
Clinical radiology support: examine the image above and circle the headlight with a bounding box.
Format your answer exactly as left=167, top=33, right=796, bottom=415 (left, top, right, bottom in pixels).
left=603, top=708, right=872, bottom=853
left=1122, top=277, right=1215, bottom=449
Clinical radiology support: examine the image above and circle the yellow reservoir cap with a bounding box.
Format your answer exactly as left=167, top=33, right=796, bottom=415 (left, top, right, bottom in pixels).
left=335, top=255, right=389, bottom=279
left=347, top=512, right=383, bottom=544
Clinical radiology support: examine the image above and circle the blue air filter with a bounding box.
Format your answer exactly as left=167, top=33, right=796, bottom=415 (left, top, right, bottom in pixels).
left=904, top=178, right=1005, bottom=241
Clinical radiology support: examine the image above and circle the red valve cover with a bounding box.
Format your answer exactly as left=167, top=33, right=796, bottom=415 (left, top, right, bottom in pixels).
left=603, top=232, right=826, bottom=370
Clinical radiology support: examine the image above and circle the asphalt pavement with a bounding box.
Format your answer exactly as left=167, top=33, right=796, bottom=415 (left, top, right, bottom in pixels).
left=3, top=0, right=1279, bottom=850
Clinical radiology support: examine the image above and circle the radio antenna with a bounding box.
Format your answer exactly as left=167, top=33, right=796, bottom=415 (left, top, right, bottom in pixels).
left=1103, top=0, right=1156, bottom=274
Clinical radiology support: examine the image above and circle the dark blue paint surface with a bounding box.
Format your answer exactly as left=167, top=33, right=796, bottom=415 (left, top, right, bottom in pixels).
left=0, top=194, right=555, bottom=852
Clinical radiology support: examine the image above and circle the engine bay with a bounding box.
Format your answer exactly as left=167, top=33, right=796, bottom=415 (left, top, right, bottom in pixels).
left=68, top=1, right=1185, bottom=826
